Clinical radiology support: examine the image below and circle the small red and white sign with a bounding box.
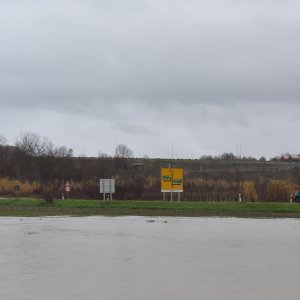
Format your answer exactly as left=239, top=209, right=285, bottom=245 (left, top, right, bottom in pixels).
left=65, top=181, right=71, bottom=192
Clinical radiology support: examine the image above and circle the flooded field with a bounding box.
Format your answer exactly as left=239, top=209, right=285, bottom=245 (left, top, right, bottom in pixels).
left=1, top=216, right=300, bottom=300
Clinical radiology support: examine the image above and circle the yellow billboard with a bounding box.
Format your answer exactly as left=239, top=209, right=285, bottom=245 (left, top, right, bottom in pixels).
left=161, top=168, right=183, bottom=192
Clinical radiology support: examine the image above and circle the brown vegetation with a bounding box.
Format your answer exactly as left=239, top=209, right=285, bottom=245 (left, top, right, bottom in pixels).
left=0, top=133, right=300, bottom=202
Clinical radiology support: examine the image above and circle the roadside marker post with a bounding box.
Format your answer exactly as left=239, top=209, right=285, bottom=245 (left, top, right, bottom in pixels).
left=65, top=181, right=71, bottom=199
left=238, top=193, right=242, bottom=202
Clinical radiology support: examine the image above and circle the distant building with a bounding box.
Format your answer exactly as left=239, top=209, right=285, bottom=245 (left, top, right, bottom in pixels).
left=279, top=153, right=300, bottom=161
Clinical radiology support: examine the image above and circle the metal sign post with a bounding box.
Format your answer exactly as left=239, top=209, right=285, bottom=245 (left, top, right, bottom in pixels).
left=15, top=184, right=21, bottom=198
left=100, top=179, right=116, bottom=201
left=65, top=181, right=71, bottom=199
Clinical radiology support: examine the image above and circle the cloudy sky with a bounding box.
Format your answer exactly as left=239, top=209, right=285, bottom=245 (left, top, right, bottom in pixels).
left=0, top=0, right=299, bottom=158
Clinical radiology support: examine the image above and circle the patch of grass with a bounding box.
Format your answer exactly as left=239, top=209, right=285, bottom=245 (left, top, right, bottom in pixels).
left=0, top=198, right=43, bottom=206
left=1, top=198, right=300, bottom=217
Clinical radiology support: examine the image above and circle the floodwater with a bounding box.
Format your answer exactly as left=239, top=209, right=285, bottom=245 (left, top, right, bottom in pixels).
left=1, top=217, right=300, bottom=300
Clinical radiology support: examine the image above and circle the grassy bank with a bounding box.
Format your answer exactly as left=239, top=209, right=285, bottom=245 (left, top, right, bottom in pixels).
left=1, top=198, right=300, bottom=218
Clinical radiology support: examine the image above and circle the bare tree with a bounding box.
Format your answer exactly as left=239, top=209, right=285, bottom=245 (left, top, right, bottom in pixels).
left=0, top=135, right=7, bottom=146
left=53, top=146, right=73, bottom=157
left=115, top=144, right=133, bottom=158
left=16, top=132, right=54, bottom=156
left=98, top=151, right=110, bottom=158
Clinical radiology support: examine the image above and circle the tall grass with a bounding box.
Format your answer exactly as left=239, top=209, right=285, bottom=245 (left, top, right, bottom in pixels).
left=0, top=176, right=299, bottom=202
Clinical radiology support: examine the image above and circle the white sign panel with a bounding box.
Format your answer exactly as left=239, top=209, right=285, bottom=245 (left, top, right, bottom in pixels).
left=100, top=179, right=116, bottom=194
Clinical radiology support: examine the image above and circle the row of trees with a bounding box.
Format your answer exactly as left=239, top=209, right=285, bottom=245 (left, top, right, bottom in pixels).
left=2, top=132, right=299, bottom=162
left=1, top=133, right=133, bottom=158
left=1, top=133, right=74, bottom=158
left=0, top=132, right=134, bottom=179
left=199, top=153, right=267, bottom=161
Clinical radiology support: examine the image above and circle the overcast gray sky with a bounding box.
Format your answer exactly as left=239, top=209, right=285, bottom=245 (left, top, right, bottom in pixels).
left=1, top=0, right=300, bottom=158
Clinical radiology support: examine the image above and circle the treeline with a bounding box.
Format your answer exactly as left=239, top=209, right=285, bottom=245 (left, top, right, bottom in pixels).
left=0, top=132, right=300, bottom=202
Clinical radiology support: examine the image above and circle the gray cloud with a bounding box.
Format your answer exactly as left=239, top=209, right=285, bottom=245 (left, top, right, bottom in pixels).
left=1, top=0, right=300, bottom=158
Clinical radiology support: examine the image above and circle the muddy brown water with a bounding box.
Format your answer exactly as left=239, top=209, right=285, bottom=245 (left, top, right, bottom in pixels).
left=1, top=216, right=300, bottom=299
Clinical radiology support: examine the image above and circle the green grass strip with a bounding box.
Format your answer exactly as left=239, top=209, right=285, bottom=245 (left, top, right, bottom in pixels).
left=1, top=198, right=300, bottom=217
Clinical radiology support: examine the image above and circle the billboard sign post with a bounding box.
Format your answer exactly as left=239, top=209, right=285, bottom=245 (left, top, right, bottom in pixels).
left=161, top=168, right=183, bottom=201
left=100, top=179, right=116, bottom=201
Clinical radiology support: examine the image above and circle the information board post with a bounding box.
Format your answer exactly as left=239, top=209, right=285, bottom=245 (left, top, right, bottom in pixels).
left=100, top=179, right=116, bottom=201
left=161, top=168, right=183, bottom=201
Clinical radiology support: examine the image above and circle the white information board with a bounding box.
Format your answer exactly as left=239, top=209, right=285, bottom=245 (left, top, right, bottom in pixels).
left=100, top=179, right=115, bottom=200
